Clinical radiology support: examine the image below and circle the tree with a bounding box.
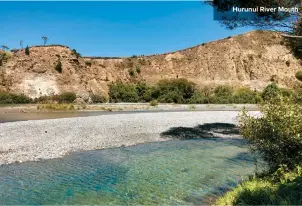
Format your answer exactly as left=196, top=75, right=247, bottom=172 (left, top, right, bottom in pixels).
left=208, top=0, right=300, bottom=32
left=20, top=40, right=23, bottom=49
left=208, top=1, right=302, bottom=56
left=25, top=46, right=30, bottom=55
left=1, top=45, right=9, bottom=51
left=42, top=36, right=48, bottom=46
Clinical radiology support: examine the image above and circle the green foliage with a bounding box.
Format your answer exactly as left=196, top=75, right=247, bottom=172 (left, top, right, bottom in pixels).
left=0, top=51, right=10, bottom=66
left=293, top=88, right=302, bottom=103
left=55, top=60, right=62, bottom=73
left=25, top=46, right=30, bottom=55
left=107, top=79, right=300, bottom=104
left=295, top=70, right=302, bottom=82
left=71, top=49, right=81, bottom=58
left=232, top=87, right=262, bottom=104
left=90, top=94, right=106, bottom=103
left=136, top=67, right=141, bottom=74
left=215, top=165, right=302, bottom=205
left=155, top=78, right=196, bottom=103
left=58, top=92, right=76, bottom=103
left=0, top=91, right=32, bottom=104
left=149, top=99, right=158, bottom=107
left=239, top=98, right=302, bottom=171
left=135, top=82, right=154, bottom=102
left=109, top=82, right=138, bottom=103
left=128, top=69, right=135, bottom=77
left=210, top=85, right=233, bottom=104
left=262, top=82, right=280, bottom=101
left=188, top=90, right=209, bottom=104
left=85, top=60, right=92, bottom=67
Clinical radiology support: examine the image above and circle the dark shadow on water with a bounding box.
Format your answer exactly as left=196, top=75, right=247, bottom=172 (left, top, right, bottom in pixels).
left=161, top=123, right=240, bottom=140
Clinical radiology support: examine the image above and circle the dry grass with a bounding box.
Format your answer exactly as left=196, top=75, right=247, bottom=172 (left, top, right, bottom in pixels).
left=37, top=104, right=75, bottom=111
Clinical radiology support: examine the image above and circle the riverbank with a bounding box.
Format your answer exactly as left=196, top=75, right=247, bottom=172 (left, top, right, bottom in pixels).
left=0, top=103, right=259, bottom=113
left=0, top=111, right=255, bottom=165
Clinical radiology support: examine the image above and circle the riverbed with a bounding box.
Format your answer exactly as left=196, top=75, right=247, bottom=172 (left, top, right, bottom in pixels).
left=0, top=138, right=262, bottom=205
left=0, top=111, right=256, bottom=165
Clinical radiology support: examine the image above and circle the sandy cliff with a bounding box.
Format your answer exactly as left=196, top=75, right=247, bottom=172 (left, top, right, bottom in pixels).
left=0, top=30, right=301, bottom=98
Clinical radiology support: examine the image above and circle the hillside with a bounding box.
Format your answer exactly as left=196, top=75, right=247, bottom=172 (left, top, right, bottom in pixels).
left=0, top=30, right=301, bottom=99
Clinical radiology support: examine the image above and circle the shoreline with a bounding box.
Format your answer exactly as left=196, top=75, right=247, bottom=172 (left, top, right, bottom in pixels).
left=0, top=103, right=259, bottom=113
left=0, top=111, right=256, bottom=166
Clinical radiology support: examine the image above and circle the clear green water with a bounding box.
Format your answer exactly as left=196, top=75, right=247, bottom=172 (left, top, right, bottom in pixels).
left=0, top=139, right=261, bottom=205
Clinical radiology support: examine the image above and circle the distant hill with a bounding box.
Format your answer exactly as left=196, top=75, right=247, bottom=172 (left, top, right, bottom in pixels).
left=0, top=30, right=301, bottom=99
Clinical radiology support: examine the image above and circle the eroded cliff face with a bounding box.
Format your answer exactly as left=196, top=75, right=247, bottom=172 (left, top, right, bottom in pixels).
left=0, top=30, right=301, bottom=99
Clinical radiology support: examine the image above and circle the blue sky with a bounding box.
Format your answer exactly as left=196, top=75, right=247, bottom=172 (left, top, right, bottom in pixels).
left=0, top=2, right=252, bottom=56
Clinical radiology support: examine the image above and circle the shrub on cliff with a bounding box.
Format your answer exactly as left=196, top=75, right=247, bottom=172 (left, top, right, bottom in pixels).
left=25, top=46, right=30, bottom=55
left=295, top=70, right=302, bottom=82
left=55, top=60, right=62, bottom=73
left=128, top=69, right=135, bottom=77
left=71, top=49, right=81, bottom=58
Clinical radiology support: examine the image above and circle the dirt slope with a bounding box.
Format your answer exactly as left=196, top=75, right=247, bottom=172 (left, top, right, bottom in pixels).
left=0, top=30, right=301, bottom=99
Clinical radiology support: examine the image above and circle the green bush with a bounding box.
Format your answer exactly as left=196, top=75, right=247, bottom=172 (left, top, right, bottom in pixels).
left=155, top=78, right=196, bottom=103
left=85, top=60, right=92, bottom=67
left=55, top=60, right=62, bottom=73
left=210, top=85, right=233, bottom=104
left=128, top=69, right=135, bottom=77
left=239, top=98, right=302, bottom=171
left=25, top=46, right=30, bottom=55
left=149, top=99, right=158, bottom=106
left=109, top=82, right=139, bottom=103
left=136, top=67, right=141, bottom=74
left=158, top=90, right=184, bottom=103
left=0, top=92, right=32, bottom=104
left=262, top=82, right=280, bottom=101
left=59, top=92, right=76, bottom=103
left=0, top=52, right=11, bottom=66
left=215, top=165, right=302, bottom=205
left=135, top=82, right=153, bottom=102
left=71, top=49, right=81, bottom=58
left=232, top=87, right=262, bottom=104
left=90, top=94, right=106, bottom=103
left=188, top=90, right=209, bottom=104
left=295, top=70, right=302, bottom=82
left=293, top=88, right=302, bottom=103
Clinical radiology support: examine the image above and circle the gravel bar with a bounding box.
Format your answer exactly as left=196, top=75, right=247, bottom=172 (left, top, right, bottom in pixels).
left=0, top=111, right=255, bottom=165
